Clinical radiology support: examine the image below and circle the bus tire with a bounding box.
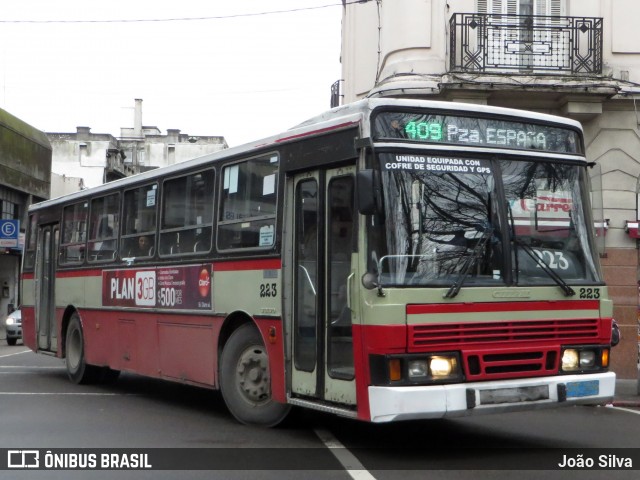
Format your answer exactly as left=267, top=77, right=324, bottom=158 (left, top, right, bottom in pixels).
left=65, top=313, right=101, bottom=384
left=220, top=323, right=290, bottom=427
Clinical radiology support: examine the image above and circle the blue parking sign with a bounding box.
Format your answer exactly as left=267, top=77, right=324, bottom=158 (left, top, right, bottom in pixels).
left=0, top=219, right=19, bottom=248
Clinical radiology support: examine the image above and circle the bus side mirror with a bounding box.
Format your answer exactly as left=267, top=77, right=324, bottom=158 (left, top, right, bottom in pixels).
left=357, top=169, right=381, bottom=215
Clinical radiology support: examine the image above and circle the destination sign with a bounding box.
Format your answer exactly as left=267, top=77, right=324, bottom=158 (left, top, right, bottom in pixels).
left=373, top=111, right=582, bottom=154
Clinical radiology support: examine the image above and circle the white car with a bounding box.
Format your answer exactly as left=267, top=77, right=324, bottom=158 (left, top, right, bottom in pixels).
left=5, top=309, right=21, bottom=346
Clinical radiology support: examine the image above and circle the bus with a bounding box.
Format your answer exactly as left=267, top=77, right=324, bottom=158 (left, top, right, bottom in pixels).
left=21, top=98, right=616, bottom=426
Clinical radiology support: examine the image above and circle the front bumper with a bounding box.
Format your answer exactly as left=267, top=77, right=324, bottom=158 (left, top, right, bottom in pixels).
left=368, top=372, right=616, bottom=422
left=6, top=326, right=22, bottom=339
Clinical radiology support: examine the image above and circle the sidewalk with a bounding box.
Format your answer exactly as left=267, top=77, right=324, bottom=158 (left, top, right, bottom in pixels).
left=612, top=379, right=640, bottom=407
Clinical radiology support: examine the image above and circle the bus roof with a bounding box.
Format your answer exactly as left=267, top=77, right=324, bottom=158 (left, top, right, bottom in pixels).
left=29, top=98, right=583, bottom=212
left=295, top=97, right=584, bottom=132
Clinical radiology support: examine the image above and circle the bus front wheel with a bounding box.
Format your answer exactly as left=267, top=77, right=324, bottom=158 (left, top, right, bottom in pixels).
left=220, top=323, right=290, bottom=427
left=65, top=313, right=101, bottom=384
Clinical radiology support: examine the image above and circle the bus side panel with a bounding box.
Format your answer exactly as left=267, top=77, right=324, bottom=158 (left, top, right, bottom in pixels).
left=20, top=273, right=37, bottom=351
left=79, top=309, right=221, bottom=387
left=21, top=306, right=37, bottom=351
left=352, top=324, right=408, bottom=421
left=255, top=318, right=286, bottom=404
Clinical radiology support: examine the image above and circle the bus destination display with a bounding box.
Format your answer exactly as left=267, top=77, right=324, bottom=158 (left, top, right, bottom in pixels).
left=374, top=111, right=581, bottom=154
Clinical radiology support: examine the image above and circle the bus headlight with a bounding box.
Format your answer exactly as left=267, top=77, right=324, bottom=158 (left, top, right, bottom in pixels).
left=371, top=353, right=462, bottom=385
left=561, top=347, right=604, bottom=372
left=429, top=356, right=456, bottom=378
left=561, top=349, right=579, bottom=371
left=408, top=359, right=429, bottom=378
left=579, top=350, right=596, bottom=368
left=407, top=356, right=458, bottom=380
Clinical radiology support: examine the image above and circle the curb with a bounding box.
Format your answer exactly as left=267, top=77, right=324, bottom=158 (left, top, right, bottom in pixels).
left=611, top=400, right=640, bottom=408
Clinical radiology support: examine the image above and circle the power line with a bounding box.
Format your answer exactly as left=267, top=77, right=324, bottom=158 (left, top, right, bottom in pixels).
left=0, top=1, right=366, bottom=24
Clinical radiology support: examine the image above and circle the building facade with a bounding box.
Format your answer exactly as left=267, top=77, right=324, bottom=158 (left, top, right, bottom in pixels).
left=0, top=108, right=51, bottom=317
left=338, top=0, right=640, bottom=379
left=48, top=99, right=228, bottom=196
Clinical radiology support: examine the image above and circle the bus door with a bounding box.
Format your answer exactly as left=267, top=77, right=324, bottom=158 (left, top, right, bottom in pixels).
left=35, top=223, right=59, bottom=352
left=289, top=166, right=356, bottom=405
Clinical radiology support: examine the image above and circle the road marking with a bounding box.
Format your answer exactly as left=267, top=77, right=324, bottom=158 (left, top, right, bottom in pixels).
left=0, top=366, right=63, bottom=369
left=608, top=405, right=640, bottom=415
left=314, top=428, right=376, bottom=480
left=0, top=392, right=139, bottom=396
left=0, top=372, right=63, bottom=374
left=0, top=350, right=31, bottom=359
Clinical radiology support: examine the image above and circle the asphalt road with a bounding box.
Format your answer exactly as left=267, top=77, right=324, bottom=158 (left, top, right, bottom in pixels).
left=1, top=342, right=639, bottom=480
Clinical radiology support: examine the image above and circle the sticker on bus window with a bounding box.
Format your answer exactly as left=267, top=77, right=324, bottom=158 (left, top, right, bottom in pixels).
left=146, top=189, right=156, bottom=207
left=259, top=225, right=274, bottom=246
left=263, top=174, right=276, bottom=196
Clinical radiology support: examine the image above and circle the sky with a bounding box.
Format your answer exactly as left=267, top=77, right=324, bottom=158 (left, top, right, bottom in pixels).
left=0, top=1, right=343, bottom=147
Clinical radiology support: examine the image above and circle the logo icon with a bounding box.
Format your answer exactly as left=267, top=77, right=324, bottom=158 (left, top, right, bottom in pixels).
left=8, top=450, right=39, bottom=469
left=198, top=268, right=211, bottom=298
left=0, top=222, right=16, bottom=237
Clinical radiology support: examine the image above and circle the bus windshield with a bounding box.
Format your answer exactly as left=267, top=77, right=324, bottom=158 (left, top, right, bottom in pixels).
left=369, top=152, right=602, bottom=289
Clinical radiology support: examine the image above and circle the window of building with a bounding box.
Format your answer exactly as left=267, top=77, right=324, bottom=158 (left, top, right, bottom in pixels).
left=0, top=187, right=20, bottom=220
left=477, top=0, right=563, bottom=16
left=218, top=154, right=279, bottom=250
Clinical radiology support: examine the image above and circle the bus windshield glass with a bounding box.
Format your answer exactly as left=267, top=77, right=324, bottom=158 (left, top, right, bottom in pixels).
left=370, top=153, right=602, bottom=288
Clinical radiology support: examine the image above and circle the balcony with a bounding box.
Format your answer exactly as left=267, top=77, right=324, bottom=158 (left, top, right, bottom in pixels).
left=449, top=13, right=603, bottom=75
left=330, top=79, right=343, bottom=108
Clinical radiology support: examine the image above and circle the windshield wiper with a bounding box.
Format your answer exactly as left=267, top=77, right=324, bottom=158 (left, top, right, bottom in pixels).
left=506, top=202, right=574, bottom=297
left=444, top=224, right=494, bottom=299
left=513, top=239, right=576, bottom=297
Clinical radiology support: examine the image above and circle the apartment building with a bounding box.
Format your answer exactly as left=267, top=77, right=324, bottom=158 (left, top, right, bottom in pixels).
left=337, top=0, right=640, bottom=378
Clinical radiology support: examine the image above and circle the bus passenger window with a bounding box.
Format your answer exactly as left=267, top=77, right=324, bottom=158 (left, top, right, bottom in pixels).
left=160, top=169, right=214, bottom=256
left=60, top=202, right=88, bottom=265
left=23, top=215, right=38, bottom=269
left=88, top=193, right=119, bottom=262
left=121, top=184, right=157, bottom=259
left=218, top=154, right=279, bottom=250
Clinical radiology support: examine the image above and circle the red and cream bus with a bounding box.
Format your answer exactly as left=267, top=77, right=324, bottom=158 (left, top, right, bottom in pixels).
left=21, top=98, right=616, bottom=426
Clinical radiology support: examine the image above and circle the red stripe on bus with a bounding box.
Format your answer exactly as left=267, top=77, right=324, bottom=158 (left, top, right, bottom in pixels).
left=55, top=269, right=103, bottom=278
left=275, top=121, right=359, bottom=143
left=407, top=300, right=599, bottom=315
left=22, top=272, right=34, bottom=280
left=213, top=258, right=281, bottom=271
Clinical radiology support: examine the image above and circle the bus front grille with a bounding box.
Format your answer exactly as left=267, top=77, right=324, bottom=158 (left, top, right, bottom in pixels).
left=409, top=319, right=601, bottom=381
left=410, top=319, right=600, bottom=348
left=463, top=348, right=559, bottom=381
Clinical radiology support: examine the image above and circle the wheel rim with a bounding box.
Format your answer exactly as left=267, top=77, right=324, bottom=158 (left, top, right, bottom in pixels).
left=235, top=345, right=270, bottom=405
left=67, top=326, right=82, bottom=371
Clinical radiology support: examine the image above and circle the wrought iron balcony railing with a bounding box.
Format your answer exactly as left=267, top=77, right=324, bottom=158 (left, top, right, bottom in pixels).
left=330, top=79, right=343, bottom=108
left=449, top=13, right=602, bottom=75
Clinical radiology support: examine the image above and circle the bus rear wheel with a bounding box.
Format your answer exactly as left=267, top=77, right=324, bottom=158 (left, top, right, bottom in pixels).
left=220, top=323, right=290, bottom=427
left=65, top=313, right=102, bottom=384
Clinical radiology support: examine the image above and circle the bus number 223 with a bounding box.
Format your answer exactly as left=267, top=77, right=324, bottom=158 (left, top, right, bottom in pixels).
left=260, top=283, right=277, bottom=298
